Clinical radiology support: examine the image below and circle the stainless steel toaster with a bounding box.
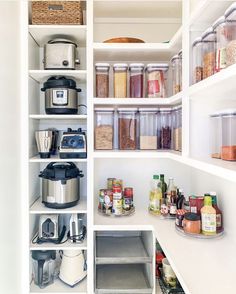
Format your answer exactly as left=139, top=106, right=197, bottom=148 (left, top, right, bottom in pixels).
left=44, top=39, right=80, bottom=70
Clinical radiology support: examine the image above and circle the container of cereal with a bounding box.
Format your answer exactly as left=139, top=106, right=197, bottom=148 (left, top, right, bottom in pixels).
left=113, top=63, right=128, bottom=98
left=221, top=109, right=236, bottom=161
left=129, top=63, right=144, bottom=98
left=201, top=27, right=216, bottom=79
left=192, top=37, right=203, bottom=83
left=95, top=63, right=110, bottom=98
left=225, top=3, right=236, bottom=67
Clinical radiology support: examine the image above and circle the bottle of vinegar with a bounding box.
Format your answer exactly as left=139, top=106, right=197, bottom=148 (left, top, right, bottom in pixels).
left=149, top=175, right=162, bottom=215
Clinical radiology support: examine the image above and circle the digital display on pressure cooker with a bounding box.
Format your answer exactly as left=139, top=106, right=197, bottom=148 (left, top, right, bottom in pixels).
left=53, top=89, right=68, bottom=105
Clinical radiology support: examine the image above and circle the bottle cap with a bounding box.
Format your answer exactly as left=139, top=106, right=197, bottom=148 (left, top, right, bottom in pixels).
left=153, top=175, right=159, bottom=180
left=210, top=191, right=217, bottom=196
left=204, top=196, right=212, bottom=206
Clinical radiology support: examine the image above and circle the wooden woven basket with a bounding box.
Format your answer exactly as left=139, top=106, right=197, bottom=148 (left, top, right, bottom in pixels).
left=32, top=1, right=83, bottom=25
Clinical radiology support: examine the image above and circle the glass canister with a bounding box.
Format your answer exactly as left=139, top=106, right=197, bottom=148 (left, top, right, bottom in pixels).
left=210, top=112, right=222, bottom=159
left=146, top=63, right=169, bottom=98
left=192, top=37, right=203, bottom=83
left=95, top=63, right=110, bottom=98
left=95, top=108, right=114, bottom=150
left=172, top=105, right=182, bottom=151
left=178, top=49, right=183, bottom=91
left=139, top=108, right=158, bottom=150
left=221, top=109, right=236, bottom=161
left=212, top=16, right=227, bottom=72
left=129, top=63, right=144, bottom=98
left=118, top=108, right=138, bottom=150
left=202, top=27, right=216, bottom=79
left=113, top=63, right=128, bottom=98
left=160, top=108, right=172, bottom=149
left=225, top=3, right=236, bottom=67
left=170, top=55, right=181, bottom=95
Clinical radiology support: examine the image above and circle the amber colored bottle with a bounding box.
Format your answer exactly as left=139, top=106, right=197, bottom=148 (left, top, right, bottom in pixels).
left=210, top=192, right=223, bottom=233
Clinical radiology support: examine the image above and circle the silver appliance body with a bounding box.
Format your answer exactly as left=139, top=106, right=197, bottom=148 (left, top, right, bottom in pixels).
left=35, top=130, right=53, bottom=158
left=69, top=215, right=84, bottom=243
left=39, top=215, right=59, bottom=240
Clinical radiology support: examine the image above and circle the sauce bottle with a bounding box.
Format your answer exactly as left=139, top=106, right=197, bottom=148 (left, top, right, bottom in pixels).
left=210, top=192, right=223, bottom=233
left=201, top=195, right=216, bottom=235
left=149, top=175, right=162, bottom=215
left=166, top=177, right=177, bottom=207
left=159, top=174, right=167, bottom=199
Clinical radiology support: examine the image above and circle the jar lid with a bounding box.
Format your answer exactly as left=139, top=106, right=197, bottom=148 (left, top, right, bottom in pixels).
left=221, top=108, right=236, bottom=116
left=139, top=107, right=159, bottom=112
left=201, top=26, right=215, bottom=39
left=147, top=63, right=169, bottom=69
left=129, top=63, right=145, bottom=68
left=209, top=110, right=222, bottom=117
left=117, top=107, right=138, bottom=112
left=95, top=63, right=110, bottom=68
left=178, top=49, right=182, bottom=57
left=170, top=54, right=180, bottom=62
left=172, top=105, right=182, bottom=111
left=184, top=212, right=201, bottom=221
left=113, top=63, right=128, bottom=68
left=94, top=107, right=114, bottom=112
left=41, top=76, right=77, bottom=90
left=192, top=37, right=202, bottom=47
left=225, top=2, right=236, bottom=19
left=212, top=16, right=226, bottom=30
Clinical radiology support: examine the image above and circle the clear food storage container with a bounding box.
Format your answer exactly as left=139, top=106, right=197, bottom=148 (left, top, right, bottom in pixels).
left=202, top=27, right=216, bottom=79
left=160, top=108, right=172, bottom=149
left=210, top=111, right=222, bottom=159
left=225, top=3, right=236, bottom=67
left=129, top=63, right=144, bottom=98
left=95, top=108, right=114, bottom=150
left=221, top=109, right=236, bottom=161
left=213, top=16, right=227, bottom=72
left=170, top=55, right=181, bottom=95
left=172, top=105, right=182, bottom=151
left=118, top=108, right=138, bottom=150
left=146, top=63, right=169, bottom=98
left=139, top=108, right=158, bottom=150
left=113, top=63, right=128, bottom=98
left=95, top=63, right=110, bottom=98
left=192, top=37, right=203, bottom=83
left=178, top=49, right=183, bottom=91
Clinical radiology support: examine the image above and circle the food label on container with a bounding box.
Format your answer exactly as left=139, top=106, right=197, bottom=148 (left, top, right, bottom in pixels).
left=201, top=213, right=216, bottom=233
left=216, top=214, right=222, bottom=228
left=216, top=48, right=226, bottom=71
left=53, top=89, right=68, bottom=105
left=190, top=207, right=197, bottom=214
left=148, top=80, right=160, bottom=95
left=170, top=204, right=177, bottom=215
left=104, top=195, right=112, bottom=207
left=123, top=197, right=133, bottom=211
left=113, top=199, right=123, bottom=215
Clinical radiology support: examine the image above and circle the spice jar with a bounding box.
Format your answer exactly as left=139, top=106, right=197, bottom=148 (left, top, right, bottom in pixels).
left=183, top=212, right=201, bottom=234
left=113, top=63, right=128, bottom=98
left=123, top=187, right=133, bottom=211
left=95, top=63, right=110, bottom=98
left=210, top=111, right=222, bottom=159
left=172, top=105, right=182, bottom=151
left=139, top=108, right=158, bottom=150
left=225, top=3, right=236, bottom=67
left=213, top=16, right=227, bottom=72
left=221, top=109, right=236, bottom=161
left=118, top=108, right=137, bottom=150
left=202, top=27, right=216, bottom=79
left=170, top=55, right=181, bottom=95
left=192, top=37, right=203, bottom=84
left=146, top=63, right=169, bottom=98
left=95, top=108, right=114, bottom=150
left=160, top=108, right=172, bottom=149
left=129, top=63, right=144, bottom=98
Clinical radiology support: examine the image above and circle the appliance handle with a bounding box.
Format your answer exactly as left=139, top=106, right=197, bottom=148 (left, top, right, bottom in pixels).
left=38, top=260, right=45, bottom=288
left=76, top=88, right=82, bottom=93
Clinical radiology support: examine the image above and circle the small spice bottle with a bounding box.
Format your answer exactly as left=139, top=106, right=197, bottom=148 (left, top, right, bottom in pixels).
left=210, top=111, right=222, bottom=159
left=225, top=3, right=236, bottom=66
left=192, top=37, right=203, bottom=84
left=160, top=108, right=172, bottom=149
left=129, top=63, right=144, bottom=98
left=221, top=109, right=236, bottom=160
left=95, top=63, right=110, bottom=98
left=113, top=63, right=128, bottom=98
left=170, top=55, right=181, bottom=95
left=202, top=27, right=216, bottom=79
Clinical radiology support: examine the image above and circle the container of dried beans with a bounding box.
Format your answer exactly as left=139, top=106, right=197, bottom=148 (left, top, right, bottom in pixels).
left=129, top=63, right=144, bottom=98
left=221, top=109, right=236, bottom=161
left=160, top=108, right=172, bottom=149
left=201, top=27, right=216, bottom=79
left=95, top=63, right=110, bottom=98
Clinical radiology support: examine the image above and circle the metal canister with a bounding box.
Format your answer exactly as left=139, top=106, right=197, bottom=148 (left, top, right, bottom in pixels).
left=112, top=186, right=123, bottom=215
left=113, top=179, right=123, bottom=190
left=98, top=189, right=105, bottom=212
left=123, top=187, right=133, bottom=211
left=107, top=178, right=116, bottom=189
left=104, top=189, right=113, bottom=215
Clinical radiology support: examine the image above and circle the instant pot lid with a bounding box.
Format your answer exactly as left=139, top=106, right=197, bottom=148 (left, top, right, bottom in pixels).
left=48, top=38, right=78, bottom=47
left=39, top=162, right=83, bottom=180
left=42, top=76, right=77, bottom=90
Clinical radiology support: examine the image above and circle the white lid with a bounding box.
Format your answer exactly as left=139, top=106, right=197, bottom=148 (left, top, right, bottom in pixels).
left=95, top=63, right=110, bottom=67
left=113, top=63, right=128, bottom=68
left=209, top=110, right=222, bottom=117
left=221, top=108, right=236, bottom=116
left=212, top=16, right=225, bottom=30
left=139, top=107, right=159, bottom=112
left=117, top=107, right=138, bottom=112
left=160, top=107, right=172, bottom=111
left=172, top=105, right=182, bottom=111
left=201, top=26, right=215, bottom=39
left=170, top=54, right=180, bottom=62
left=225, top=3, right=236, bottom=18
left=129, top=63, right=145, bottom=68
left=95, top=107, right=114, bottom=112
left=210, top=191, right=217, bottom=196
left=147, top=63, right=169, bottom=68
left=192, top=37, right=202, bottom=47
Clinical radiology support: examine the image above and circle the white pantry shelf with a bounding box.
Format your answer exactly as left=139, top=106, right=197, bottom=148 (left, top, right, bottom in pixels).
left=93, top=150, right=181, bottom=159
left=29, top=114, right=87, bottom=121
left=29, top=155, right=87, bottom=163
left=28, top=25, right=87, bottom=47
left=30, top=198, right=87, bottom=214
left=29, top=70, right=87, bottom=83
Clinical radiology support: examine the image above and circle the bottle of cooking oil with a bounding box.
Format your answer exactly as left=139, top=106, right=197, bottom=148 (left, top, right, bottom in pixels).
left=149, top=175, right=162, bottom=215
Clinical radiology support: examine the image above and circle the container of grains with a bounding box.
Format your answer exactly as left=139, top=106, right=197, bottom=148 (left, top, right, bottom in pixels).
left=113, top=63, right=128, bottom=98
left=221, top=109, right=236, bottom=161
left=139, top=108, right=158, bottom=150
left=212, top=16, right=227, bottom=72
left=210, top=111, right=222, bottom=159
left=170, top=55, right=181, bottom=95
left=192, top=37, right=203, bottom=83
left=146, top=63, right=169, bottom=98
left=118, top=108, right=137, bottom=150
left=172, top=105, right=182, bottom=151
left=225, top=3, right=236, bottom=67
left=95, top=63, right=110, bottom=98
left=201, top=27, right=216, bottom=79
left=95, top=108, right=114, bottom=150
left=129, top=63, right=144, bottom=98
left=160, top=108, right=172, bottom=149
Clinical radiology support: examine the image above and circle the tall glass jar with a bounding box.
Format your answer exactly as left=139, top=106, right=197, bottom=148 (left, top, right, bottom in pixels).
left=146, top=64, right=169, bottom=98
left=225, top=3, right=236, bottom=67
left=95, top=108, right=114, bottom=150
left=178, top=49, right=182, bottom=91
left=129, top=63, right=144, bottom=98
left=192, top=37, right=203, bottom=84
left=210, top=111, right=222, bottom=159
left=221, top=109, right=236, bottom=161
left=118, top=108, right=137, bottom=150
left=95, top=63, right=110, bottom=98
left=139, top=108, right=158, bottom=150
left=172, top=105, right=182, bottom=151
left=202, top=27, right=216, bottom=79
left=170, top=55, right=181, bottom=95
left=113, top=63, right=128, bottom=98
left=160, top=108, right=172, bottom=149
left=213, top=16, right=227, bottom=72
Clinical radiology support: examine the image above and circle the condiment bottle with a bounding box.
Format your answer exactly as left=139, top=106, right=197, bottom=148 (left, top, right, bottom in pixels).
left=158, top=174, right=167, bottom=199
left=149, top=175, right=162, bottom=215
left=166, top=178, right=176, bottom=207
left=210, top=192, right=223, bottom=233
left=123, top=187, right=133, bottom=212
left=112, top=186, right=123, bottom=216
left=201, top=195, right=216, bottom=235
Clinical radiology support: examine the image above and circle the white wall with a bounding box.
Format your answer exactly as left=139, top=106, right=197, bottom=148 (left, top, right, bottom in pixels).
left=0, top=1, right=21, bottom=294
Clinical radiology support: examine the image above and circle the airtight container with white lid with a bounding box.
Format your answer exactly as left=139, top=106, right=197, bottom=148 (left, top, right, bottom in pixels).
left=95, top=63, right=110, bottom=98
left=129, top=63, right=144, bottom=98
left=201, top=26, right=216, bottom=79
left=224, top=3, right=236, bottom=66
left=221, top=109, right=236, bottom=161
left=192, top=37, right=203, bottom=84
left=113, top=63, right=128, bottom=98
left=209, top=111, right=222, bottom=159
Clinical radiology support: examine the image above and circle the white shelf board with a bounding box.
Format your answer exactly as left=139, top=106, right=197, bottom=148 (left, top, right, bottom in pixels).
left=29, top=155, right=87, bottom=163
left=30, top=198, right=87, bottom=214
left=29, top=114, right=87, bottom=120
left=29, top=70, right=87, bottom=83
left=94, top=208, right=235, bottom=294
left=30, top=277, right=87, bottom=293
left=93, top=150, right=181, bottom=159
left=28, top=25, right=87, bottom=47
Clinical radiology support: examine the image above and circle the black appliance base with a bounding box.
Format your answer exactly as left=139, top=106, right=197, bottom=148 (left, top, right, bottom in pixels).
left=46, top=108, right=78, bottom=115
left=42, top=200, right=79, bottom=209
left=59, top=152, right=87, bottom=159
